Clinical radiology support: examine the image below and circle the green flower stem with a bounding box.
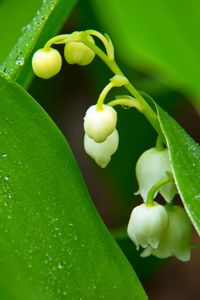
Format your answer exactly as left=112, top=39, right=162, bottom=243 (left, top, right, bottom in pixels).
left=81, top=33, right=164, bottom=140
left=44, top=34, right=69, bottom=49
left=96, top=82, right=115, bottom=111
left=107, top=98, right=140, bottom=110
left=156, top=135, right=165, bottom=151
left=84, top=29, right=114, bottom=59
left=146, top=176, right=174, bottom=206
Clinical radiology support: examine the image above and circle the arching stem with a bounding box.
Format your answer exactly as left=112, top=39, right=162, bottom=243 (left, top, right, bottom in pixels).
left=146, top=175, right=174, bottom=206
left=80, top=33, right=164, bottom=141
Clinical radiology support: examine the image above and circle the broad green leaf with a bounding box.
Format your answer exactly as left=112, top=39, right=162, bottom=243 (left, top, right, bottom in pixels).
left=0, top=0, right=41, bottom=64
left=89, top=0, right=200, bottom=100
left=1, top=0, right=77, bottom=88
left=0, top=74, right=147, bottom=299
left=155, top=104, right=200, bottom=234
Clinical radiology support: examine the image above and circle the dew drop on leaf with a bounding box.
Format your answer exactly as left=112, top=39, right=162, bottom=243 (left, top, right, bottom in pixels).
left=15, top=54, right=24, bottom=66
left=1, top=152, right=7, bottom=157
left=4, top=175, right=10, bottom=181
left=57, top=262, right=64, bottom=269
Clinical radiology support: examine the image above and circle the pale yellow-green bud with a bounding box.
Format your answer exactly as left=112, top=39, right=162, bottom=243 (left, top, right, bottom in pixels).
left=141, top=205, right=192, bottom=262
left=110, top=75, right=129, bottom=87
left=136, top=148, right=177, bottom=202
left=127, top=202, right=168, bottom=250
left=84, top=104, right=117, bottom=143
left=32, top=48, right=62, bottom=79
left=64, top=36, right=95, bottom=66
left=84, top=129, right=119, bottom=168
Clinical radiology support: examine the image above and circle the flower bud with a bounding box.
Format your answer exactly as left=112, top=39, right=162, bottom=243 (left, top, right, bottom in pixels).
left=135, top=147, right=177, bottom=202
left=64, top=36, right=95, bottom=66
left=127, top=202, right=168, bottom=249
left=32, top=48, right=62, bottom=79
left=84, top=104, right=117, bottom=143
left=110, top=75, right=129, bottom=87
left=141, top=205, right=192, bottom=262
left=84, top=129, right=119, bottom=168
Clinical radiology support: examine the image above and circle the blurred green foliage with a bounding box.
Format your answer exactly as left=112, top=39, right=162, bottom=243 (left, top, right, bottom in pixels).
left=89, top=0, right=200, bottom=103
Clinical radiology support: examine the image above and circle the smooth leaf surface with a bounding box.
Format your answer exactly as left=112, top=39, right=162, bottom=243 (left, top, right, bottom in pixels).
left=89, top=0, right=200, bottom=100
left=1, top=0, right=77, bottom=88
left=156, top=105, right=200, bottom=234
left=0, top=74, right=147, bottom=299
left=0, top=0, right=41, bottom=64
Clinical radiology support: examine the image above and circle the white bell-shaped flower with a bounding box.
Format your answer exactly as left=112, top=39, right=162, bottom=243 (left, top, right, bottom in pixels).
left=141, top=205, right=192, bottom=262
left=84, top=129, right=119, bottom=168
left=84, top=104, right=117, bottom=143
left=135, top=147, right=177, bottom=202
left=32, top=47, right=62, bottom=79
left=127, top=202, right=168, bottom=250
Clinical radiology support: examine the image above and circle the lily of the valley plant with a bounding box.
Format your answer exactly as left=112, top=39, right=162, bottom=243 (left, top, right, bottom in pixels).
left=32, top=29, right=193, bottom=262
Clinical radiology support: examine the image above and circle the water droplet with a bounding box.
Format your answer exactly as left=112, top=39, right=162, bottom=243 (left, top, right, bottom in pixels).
left=4, top=175, right=10, bottom=181
left=15, top=54, right=24, bottom=66
left=69, top=223, right=74, bottom=227
left=1, top=152, right=7, bottom=157
left=21, top=26, right=26, bottom=33
left=58, top=262, right=64, bottom=269
left=28, top=263, right=32, bottom=269
left=27, top=24, right=31, bottom=31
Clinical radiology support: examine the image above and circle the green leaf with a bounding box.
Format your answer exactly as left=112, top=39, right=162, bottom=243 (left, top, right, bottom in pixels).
left=0, top=0, right=41, bottom=64
left=0, top=74, right=147, bottom=299
left=1, top=0, right=77, bottom=88
left=155, top=104, right=200, bottom=234
left=89, top=0, right=200, bottom=99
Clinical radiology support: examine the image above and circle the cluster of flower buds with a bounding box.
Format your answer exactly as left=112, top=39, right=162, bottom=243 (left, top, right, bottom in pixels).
left=127, top=147, right=192, bottom=262
left=32, top=32, right=95, bottom=79
left=31, top=31, right=124, bottom=168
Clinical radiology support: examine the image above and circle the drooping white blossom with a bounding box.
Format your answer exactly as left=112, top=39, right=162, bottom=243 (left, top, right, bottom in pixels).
left=84, top=104, right=117, bottom=143
left=84, top=129, right=119, bottom=168
left=127, top=202, right=168, bottom=250
left=141, top=205, right=192, bottom=262
left=135, top=147, right=177, bottom=202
